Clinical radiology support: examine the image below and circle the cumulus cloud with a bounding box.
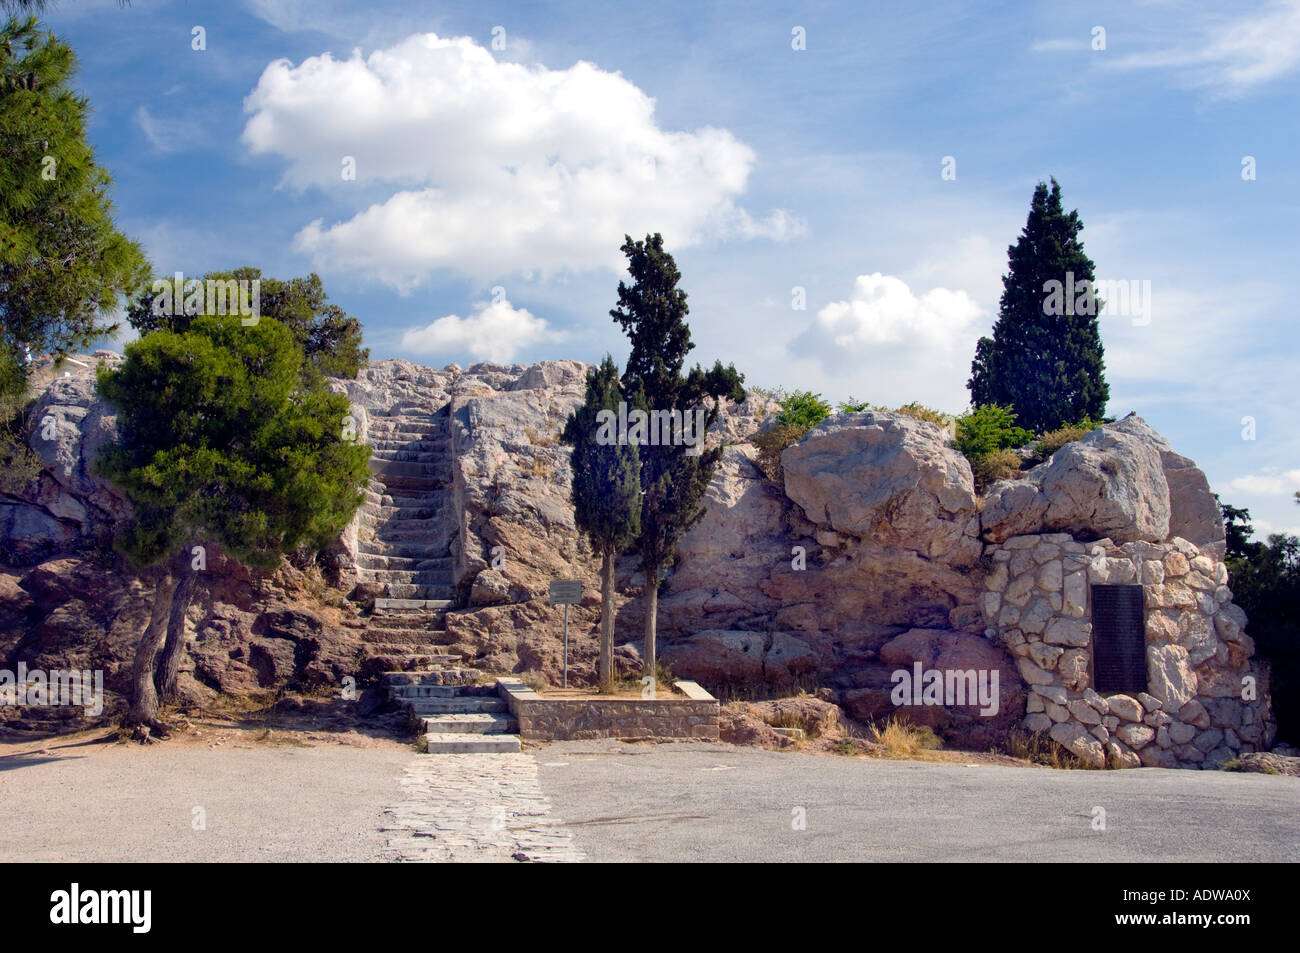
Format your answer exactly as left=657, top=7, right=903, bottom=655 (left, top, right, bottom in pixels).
left=1225, top=468, right=1300, bottom=496
left=788, top=273, right=986, bottom=412
left=241, top=33, right=801, bottom=288
left=399, top=297, right=557, bottom=363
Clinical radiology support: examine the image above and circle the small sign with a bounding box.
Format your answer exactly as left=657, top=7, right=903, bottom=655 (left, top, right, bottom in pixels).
left=549, top=579, right=582, bottom=605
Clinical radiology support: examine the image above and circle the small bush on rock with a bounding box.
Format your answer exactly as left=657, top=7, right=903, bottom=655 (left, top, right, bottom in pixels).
left=753, top=422, right=813, bottom=484
left=775, top=390, right=833, bottom=429
left=969, top=448, right=1023, bottom=489
left=1028, top=419, right=1100, bottom=463
left=887, top=401, right=953, bottom=429
left=954, top=404, right=1034, bottom=491
left=954, top=404, right=1033, bottom=457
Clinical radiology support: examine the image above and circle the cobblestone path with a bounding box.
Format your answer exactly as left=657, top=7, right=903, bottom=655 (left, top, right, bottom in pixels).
left=380, top=752, right=585, bottom=862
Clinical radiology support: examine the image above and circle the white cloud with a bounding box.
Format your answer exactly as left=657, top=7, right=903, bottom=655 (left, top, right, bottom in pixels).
left=1030, top=38, right=1091, bottom=53
left=398, top=297, right=558, bottom=363
left=241, top=33, right=802, bottom=288
left=903, top=233, right=1005, bottom=311
left=788, top=273, right=986, bottom=412
left=1251, top=517, right=1300, bottom=538
left=1107, top=1, right=1300, bottom=97
left=1226, top=468, right=1300, bottom=496
left=134, top=106, right=205, bottom=154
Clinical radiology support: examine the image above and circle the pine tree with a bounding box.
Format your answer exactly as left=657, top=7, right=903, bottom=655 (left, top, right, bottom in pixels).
left=95, top=315, right=371, bottom=732
left=561, top=356, right=641, bottom=691
left=968, top=178, right=1108, bottom=433
left=611, top=234, right=745, bottom=678
left=127, top=269, right=369, bottom=379
left=0, top=16, right=149, bottom=366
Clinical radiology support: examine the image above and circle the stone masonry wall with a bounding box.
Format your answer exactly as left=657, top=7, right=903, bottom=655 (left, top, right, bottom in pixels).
left=498, top=679, right=720, bottom=741
left=982, top=532, right=1273, bottom=768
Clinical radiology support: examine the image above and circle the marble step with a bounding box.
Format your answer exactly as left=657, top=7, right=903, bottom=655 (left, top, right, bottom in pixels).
left=420, top=713, right=518, bottom=734
left=403, top=696, right=509, bottom=715
left=356, top=540, right=450, bottom=559
left=354, top=553, right=453, bottom=572
left=418, top=733, right=521, bottom=754
left=373, top=597, right=455, bottom=611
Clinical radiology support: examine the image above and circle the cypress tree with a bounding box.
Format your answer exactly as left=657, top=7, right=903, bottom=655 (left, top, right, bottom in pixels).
left=611, top=234, right=744, bottom=679
left=562, top=356, right=641, bottom=691
left=968, top=178, right=1109, bottom=432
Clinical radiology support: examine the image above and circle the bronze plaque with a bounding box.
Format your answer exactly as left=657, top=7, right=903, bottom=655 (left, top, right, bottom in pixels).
left=1091, top=584, right=1147, bottom=694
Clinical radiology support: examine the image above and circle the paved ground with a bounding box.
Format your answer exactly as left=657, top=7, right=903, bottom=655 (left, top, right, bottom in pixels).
left=381, top=754, right=584, bottom=862
left=0, top=737, right=411, bottom=862
left=1, top=735, right=1295, bottom=862
left=533, top=741, right=1300, bottom=862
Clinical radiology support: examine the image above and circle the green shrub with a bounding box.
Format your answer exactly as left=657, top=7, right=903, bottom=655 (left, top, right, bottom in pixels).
left=0, top=351, right=40, bottom=496
left=888, top=401, right=954, bottom=429
left=837, top=396, right=871, bottom=413
left=775, top=390, right=832, bottom=429
left=752, top=422, right=812, bottom=484
left=954, top=404, right=1033, bottom=457
left=1031, top=419, right=1100, bottom=461
left=968, top=448, right=1022, bottom=489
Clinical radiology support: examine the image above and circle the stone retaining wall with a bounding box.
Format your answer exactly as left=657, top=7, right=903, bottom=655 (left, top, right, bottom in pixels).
left=497, top=678, right=720, bottom=741
left=982, top=532, right=1274, bottom=768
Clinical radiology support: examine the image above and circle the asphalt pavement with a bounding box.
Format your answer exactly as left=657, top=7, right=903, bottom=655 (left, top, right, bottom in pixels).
left=533, top=741, right=1299, bottom=862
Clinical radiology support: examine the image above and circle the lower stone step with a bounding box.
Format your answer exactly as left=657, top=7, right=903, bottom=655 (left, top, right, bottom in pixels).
left=362, top=630, right=445, bottom=646
left=420, top=713, right=519, bottom=734
left=364, top=644, right=461, bottom=659
left=383, top=671, right=495, bottom=688
left=418, top=733, right=521, bottom=754
left=404, top=697, right=509, bottom=715
left=375, top=583, right=457, bottom=600
left=391, top=682, right=467, bottom=699
left=373, top=598, right=453, bottom=611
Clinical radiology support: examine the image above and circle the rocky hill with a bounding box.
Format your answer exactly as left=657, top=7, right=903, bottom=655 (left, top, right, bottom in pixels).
left=0, top=354, right=1272, bottom=766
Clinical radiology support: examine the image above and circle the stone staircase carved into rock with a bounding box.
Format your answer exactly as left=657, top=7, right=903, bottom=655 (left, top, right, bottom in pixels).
left=352, top=400, right=521, bottom=753
left=385, top=674, right=521, bottom=753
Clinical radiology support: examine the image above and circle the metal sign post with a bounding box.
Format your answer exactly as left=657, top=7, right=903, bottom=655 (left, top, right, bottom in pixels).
left=548, top=580, right=582, bottom=689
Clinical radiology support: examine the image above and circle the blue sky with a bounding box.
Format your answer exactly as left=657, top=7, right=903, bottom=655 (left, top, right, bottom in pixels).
left=40, top=0, right=1300, bottom=538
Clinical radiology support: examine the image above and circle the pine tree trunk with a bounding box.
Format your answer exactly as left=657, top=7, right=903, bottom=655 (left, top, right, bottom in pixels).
left=155, top=570, right=198, bottom=702
left=599, top=549, right=615, bottom=692
left=643, top=569, right=658, bottom=685
left=128, top=566, right=181, bottom=730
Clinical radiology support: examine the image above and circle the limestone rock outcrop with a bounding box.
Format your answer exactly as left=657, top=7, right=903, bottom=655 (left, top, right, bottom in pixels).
left=981, top=415, right=1172, bottom=544
left=782, top=412, right=980, bottom=563
left=1111, top=414, right=1227, bottom=557
left=2, top=353, right=131, bottom=564
left=0, top=355, right=1269, bottom=764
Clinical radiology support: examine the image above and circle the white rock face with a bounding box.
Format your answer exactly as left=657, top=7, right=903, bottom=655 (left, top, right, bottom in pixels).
left=664, top=445, right=788, bottom=627
left=981, top=415, right=1172, bottom=544
left=782, top=412, right=979, bottom=562
left=1111, top=414, right=1226, bottom=557
left=3, top=354, right=132, bottom=562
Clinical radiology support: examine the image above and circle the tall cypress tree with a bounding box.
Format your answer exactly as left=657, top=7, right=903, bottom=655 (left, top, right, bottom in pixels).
left=968, top=178, right=1108, bottom=432
left=562, top=356, right=641, bottom=692
left=611, top=234, right=744, bottom=678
